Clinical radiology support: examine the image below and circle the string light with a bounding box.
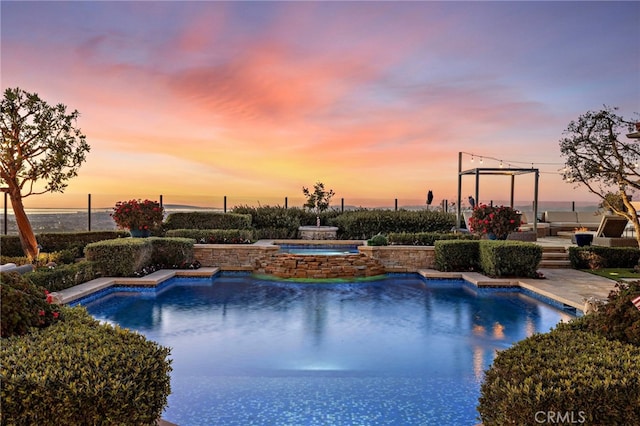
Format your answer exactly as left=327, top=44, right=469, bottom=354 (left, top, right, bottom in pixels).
left=462, top=151, right=568, bottom=177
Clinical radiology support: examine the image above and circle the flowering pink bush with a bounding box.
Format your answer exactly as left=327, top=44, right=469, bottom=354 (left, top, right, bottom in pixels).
left=111, top=199, right=164, bottom=231
left=468, top=204, right=521, bottom=239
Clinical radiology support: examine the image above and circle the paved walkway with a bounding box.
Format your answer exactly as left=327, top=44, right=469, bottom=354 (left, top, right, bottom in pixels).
left=419, top=267, right=618, bottom=312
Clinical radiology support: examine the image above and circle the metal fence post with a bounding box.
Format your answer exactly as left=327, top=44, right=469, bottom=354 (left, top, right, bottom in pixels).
left=3, top=191, right=7, bottom=235
left=88, top=193, right=92, bottom=231
left=285, top=197, right=288, bottom=209
left=395, top=199, right=398, bottom=211
left=160, top=194, right=163, bottom=208
left=224, top=196, right=227, bottom=213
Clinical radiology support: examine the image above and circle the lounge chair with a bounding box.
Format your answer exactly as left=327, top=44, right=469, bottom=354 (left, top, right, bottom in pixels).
left=592, top=215, right=638, bottom=247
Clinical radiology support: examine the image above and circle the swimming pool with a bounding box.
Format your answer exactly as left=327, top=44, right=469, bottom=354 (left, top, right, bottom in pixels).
left=81, top=273, right=573, bottom=425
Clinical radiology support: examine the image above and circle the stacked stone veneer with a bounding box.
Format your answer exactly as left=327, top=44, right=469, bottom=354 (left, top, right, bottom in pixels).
left=193, top=243, right=436, bottom=276
left=194, top=244, right=280, bottom=270
left=255, top=253, right=385, bottom=279
left=359, top=246, right=436, bottom=272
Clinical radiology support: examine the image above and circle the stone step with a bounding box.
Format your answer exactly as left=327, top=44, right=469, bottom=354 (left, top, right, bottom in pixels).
left=539, top=259, right=572, bottom=268
left=540, top=247, right=570, bottom=268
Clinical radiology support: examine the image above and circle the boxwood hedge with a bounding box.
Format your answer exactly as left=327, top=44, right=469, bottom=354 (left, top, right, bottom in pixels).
left=568, top=246, right=640, bottom=269
left=479, top=240, right=542, bottom=278
left=1, top=307, right=172, bottom=425
left=478, top=328, right=640, bottom=425
left=164, top=211, right=251, bottom=230
left=330, top=210, right=456, bottom=239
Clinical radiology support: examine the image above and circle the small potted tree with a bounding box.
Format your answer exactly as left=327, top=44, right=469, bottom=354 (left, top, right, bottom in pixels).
left=468, top=204, right=522, bottom=240
left=299, top=182, right=338, bottom=240
left=302, top=182, right=335, bottom=227
left=111, top=199, right=164, bottom=237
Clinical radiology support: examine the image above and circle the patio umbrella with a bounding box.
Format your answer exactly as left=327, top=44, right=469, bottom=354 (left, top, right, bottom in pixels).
left=426, top=190, right=433, bottom=208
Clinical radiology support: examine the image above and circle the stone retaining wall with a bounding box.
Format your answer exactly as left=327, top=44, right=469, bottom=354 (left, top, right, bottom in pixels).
left=193, top=243, right=436, bottom=275
left=255, top=253, right=385, bottom=279
left=359, top=245, right=435, bottom=272
left=194, top=244, right=279, bottom=270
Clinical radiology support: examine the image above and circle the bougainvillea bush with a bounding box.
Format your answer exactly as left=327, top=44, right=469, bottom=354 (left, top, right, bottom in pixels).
left=468, top=204, right=521, bottom=239
left=111, top=199, right=164, bottom=232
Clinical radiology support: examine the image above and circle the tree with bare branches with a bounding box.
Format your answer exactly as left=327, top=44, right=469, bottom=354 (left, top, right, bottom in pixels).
left=1, top=88, right=90, bottom=260
left=560, top=106, right=640, bottom=245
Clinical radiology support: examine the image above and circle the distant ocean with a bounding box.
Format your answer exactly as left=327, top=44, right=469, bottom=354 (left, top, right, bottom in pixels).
left=0, top=201, right=599, bottom=235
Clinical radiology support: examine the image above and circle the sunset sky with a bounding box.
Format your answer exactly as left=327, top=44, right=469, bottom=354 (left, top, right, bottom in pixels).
left=2, top=1, right=639, bottom=209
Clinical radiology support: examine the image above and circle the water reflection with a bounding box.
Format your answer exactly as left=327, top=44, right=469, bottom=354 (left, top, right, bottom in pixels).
left=83, top=274, right=573, bottom=426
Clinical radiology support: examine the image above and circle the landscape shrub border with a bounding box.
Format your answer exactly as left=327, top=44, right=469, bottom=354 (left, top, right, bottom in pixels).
left=1, top=306, right=172, bottom=425
left=164, top=211, right=251, bottom=230
left=329, top=210, right=456, bottom=239
left=166, top=229, right=253, bottom=244
left=478, top=328, right=640, bottom=425
left=434, top=240, right=480, bottom=272
left=84, top=237, right=198, bottom=277
left=568, top=246, right=640, bottom=269
left=388, top=231, right=478, bottom=246
left=1, top=271, right=62, bottom=338
left=434, top=240, right=542, bottom=277
left=26, top=261, right=98, bottom=292
left=0, top=231, right=128, bottom=258
left=479, top=240, right=542, bottom=278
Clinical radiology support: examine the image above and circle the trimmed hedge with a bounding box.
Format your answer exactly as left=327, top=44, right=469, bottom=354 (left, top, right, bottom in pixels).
left=148, top=237, right=195, bottom=267
left=568, top=246, right=640, bottom=269
left=166, top=229, right=253, bottom=244
left=434, top=240, right=542, bottom=277
left=478, top=328, right=640, bottom=425
left=26, top=261, right=98, bottom=292
left=84, top=237, right=198, bottom=277
left=388, top=232, right=478, bottom=246
left=232, top=205, right=302, bottom=231
left=1, top=272, right=62, bottom=338
left=1, top=306, right=172, bottom=425
left=0, top=231, right=128, bottom=258
left=479, top=240, right=542, bottom=278
left=164, top=211, right=251, bottom=230
left=330, top=210, right=455, bottom=239
left=434, top=240, right=480, bottom=272
left=85, top=238, right=153, bottom=277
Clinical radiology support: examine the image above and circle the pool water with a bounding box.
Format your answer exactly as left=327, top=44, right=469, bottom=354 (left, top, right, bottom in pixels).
left=82, top=273, right=573, bottom=425
left=278, top=244, right=359, bottom=255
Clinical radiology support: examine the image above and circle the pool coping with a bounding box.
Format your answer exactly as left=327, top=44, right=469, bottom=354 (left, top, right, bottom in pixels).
left=50, top=266, right=615, bottom=313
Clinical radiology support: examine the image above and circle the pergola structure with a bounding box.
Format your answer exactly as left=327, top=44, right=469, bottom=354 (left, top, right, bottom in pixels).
left=456, top=152, right=540, bottom=234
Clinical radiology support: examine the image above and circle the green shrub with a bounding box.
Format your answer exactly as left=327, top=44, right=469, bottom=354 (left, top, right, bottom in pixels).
left=0, top=306, right=172, bottom=425
left=164, top=211, right=251, bottom=230
left=434, top=240, right=480, bottom=272
left=252, top=227, right=297, bottom=239
left=478, top=328, right=640, bottom=425
left=26, top=261, right=98, bottom=292
left=85, top=238, right=153, bottom=277
left=232, top=205, right=303, bottom=230
left=330, top=210, right=455, bottom=239
left=479, top=241, right=542, bottom=278
left=1, top=231, right=128, bottom=258
left=0, top=236, right=23, bottom=257
left=166, top=229, right=254, bottom=244
left=367, top=234, right=389, bottom=246
left=388, top=232, right=479, bottom=246
left=569, top=246, right=640, bottom=269
left=149, top=237, right=195, bottom=267
left=564, top=281, right=640, bottom=346
left=1, top=272, right=61, bottom=338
